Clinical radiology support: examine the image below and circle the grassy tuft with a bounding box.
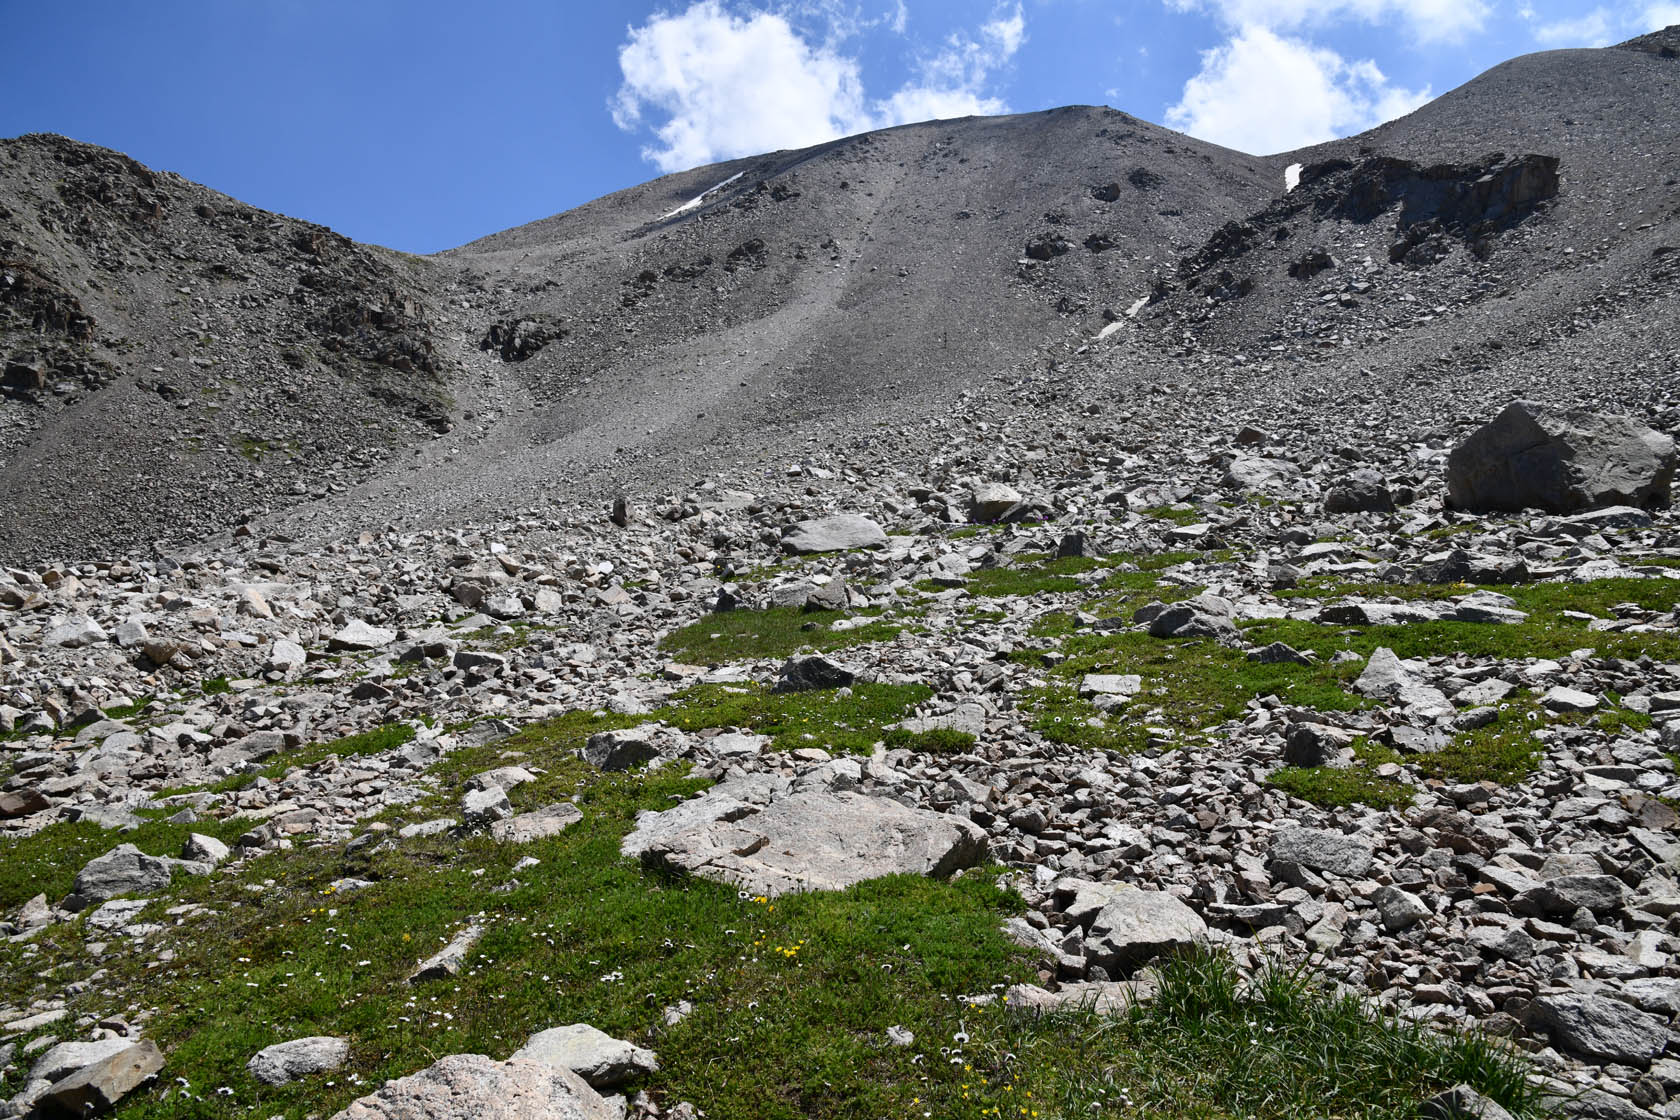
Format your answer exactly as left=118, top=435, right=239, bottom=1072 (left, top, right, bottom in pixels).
left=660, top=607, right=902, bottom=664
left=1027, top=632, right=1369, bottom=754
left=1036, top=950, right=1545, bottom=1120
left=1418, top=694, right=1546, bottom=785
left=881, top=727, right=979, bottom=754
left=663, top=682, right=933, bottom=755
left=1270, top=739, right=1413, bottom=810
left=263, top=723, right=418, bottom=779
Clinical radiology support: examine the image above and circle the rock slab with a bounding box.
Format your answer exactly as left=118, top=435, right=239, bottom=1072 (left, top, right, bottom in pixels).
left=330, top=1054, right=614, bottom=1120
left=623, top=784, right=987, bottom=897
left=34, top=1039, right=163, bottom=1117
left=1525, top=991, right=1669, bottom=1066
left=409, top=923, right=484, bottom=983
left=781, top=514, right=888, bottom=555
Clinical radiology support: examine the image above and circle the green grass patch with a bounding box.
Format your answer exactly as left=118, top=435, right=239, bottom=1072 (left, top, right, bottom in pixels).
left=0, top=748, right=1539, bottom=1120
left=1027, top=632, right=1370, bottom=754
left=1271, top=739, right=1414, bottom=810
left=962, top=556, right=1106, bottom=598
left=102, top=696, right=156, bottom=720
left=989, top=949, right=1541, bottom=1120
left=1028, top=611, right=1079, bottom=639
left=452, top=620, right=559, bottom=653
left=0, top=814, right=250, bottom=912
left=1417, top=694, right=1546, bottom=785
left=0, top=750, right=1037, bottom=1120
left=881, top=727, right=978, bottom=754
left=201, top=676, right=234, bottom=696
left=1280, top=576, right=1679, bottom=622
left=1141, top=504, right=1206, bottom=526
left=660, top=607, right=902, bottom=664
left=663, top=682, right=933, bottom=755
left=1247, top=609, right=1680, bottom=667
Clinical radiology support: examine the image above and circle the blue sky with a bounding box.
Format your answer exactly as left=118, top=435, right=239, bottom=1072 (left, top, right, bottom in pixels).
left=2, top=0, right=1674, bottom=253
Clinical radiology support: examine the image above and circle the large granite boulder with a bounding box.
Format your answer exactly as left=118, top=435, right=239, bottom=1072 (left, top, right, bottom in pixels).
left=62, top=844, right=206, bottom=913
left=1446, top=401, right=1675, bottom=513
left=1063, top=882, right=1209, bottom=972
left=1525, top=992, right=1669, bottom=1067
left=1267, top=826, right=1374, bottom=880
left=622, top=781, right=987, bottom=897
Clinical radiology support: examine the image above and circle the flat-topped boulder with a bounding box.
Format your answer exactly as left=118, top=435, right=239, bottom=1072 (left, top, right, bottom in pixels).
left=622, top=781, right=987, bottom=897
left=780, top=514, right=887, bottom=555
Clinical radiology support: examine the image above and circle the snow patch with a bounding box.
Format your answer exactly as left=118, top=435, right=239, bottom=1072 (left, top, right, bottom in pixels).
left=1098, top=321, right=1125, bottom=340
left=1125, top=296, right=1149, bottom=319
left=1284, top=163, right=1302, bottom=192
left=659, top=171, right=746, bottom=220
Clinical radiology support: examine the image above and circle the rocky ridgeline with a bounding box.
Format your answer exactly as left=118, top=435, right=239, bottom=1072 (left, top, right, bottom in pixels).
left=2, top=400, right=1680, bottom=1117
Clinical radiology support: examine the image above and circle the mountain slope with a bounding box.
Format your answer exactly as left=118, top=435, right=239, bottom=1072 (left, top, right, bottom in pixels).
left=2, top=33, right=1678, bottom=562
left=0, top=134, right=456, bottom=559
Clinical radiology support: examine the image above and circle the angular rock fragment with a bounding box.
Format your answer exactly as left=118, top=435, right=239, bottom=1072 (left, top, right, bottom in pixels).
left=1083, top=888, right=1208, bottom=972
left=409, top=923, right=484, bottom=982
left=33, top=1039, right=164, bottom=1117
left=1267, top=826, right=1373, bottom=879
left=773, top=654, right=855, bottom=693
left=1525, top=992, right=1668, bottom=1066
left=63, top=844, right=177, bottom=912
left=968, top=482, right=1022, bottom=522
left=329, top=620, right=397, bottom=651
left=1421, top=1084, right=1517, bottom=1120
left=583, top=727, right=659, bottom=771
left=1446, top=401, right=1675, bottom=513
left=491, top=803, right=584, bottom=844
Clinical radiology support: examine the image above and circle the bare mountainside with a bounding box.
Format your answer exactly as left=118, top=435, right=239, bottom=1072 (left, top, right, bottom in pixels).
left=0, top=35, right=1677, bottom=562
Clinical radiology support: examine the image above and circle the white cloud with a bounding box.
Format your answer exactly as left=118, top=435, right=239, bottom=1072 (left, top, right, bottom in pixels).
left=887, top=0, right=909, bottom=35
left=1165, top=24, right=1430, bottom=154
left=1533, top=7, right=1617, bottom=45
left=611, top=2, right=872, bottom=172
left=1165, top=0, right=1491, bottom=43
left=612, top=1, right=1024, bottom=173
left=983, top=6, right=1026, bottom=56
left=1648, top=2, right=1680, bottom=27
left=886, top=2, right=1023, bottom=118
left=1527, top=1, right=1680, bottom=47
